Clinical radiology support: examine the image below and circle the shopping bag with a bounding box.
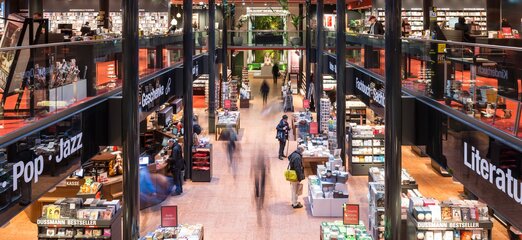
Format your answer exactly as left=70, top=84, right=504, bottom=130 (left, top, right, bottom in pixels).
left=297, top=183, right=303, bottom=196
left=284, top=169, right=298, bottom=182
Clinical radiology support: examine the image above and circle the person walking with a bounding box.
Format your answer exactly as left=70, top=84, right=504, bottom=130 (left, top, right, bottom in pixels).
left=260, top=80, right=270, bottom=105
left=272, top=62, right=280, bottom=84
left=276, top=115, right=290, bottom=160
left=167, top=138, right=184, bottom=195
left=288, top=146, right=305, bottom=209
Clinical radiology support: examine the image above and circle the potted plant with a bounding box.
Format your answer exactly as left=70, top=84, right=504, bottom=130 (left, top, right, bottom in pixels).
left=289, top=14, right=304, bottom=46
left=233, top=15, right=247, bottom=46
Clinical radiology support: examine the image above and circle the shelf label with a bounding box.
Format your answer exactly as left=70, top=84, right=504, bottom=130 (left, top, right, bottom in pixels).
left=343, top=204, right=360, bottom=225
left=161, top=206, right=178, bottom=227
left=417, top=221, right=480, bottom=229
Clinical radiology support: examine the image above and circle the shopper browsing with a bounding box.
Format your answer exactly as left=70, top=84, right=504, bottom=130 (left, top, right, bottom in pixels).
left=167, top=138, right=184, bottom=195
left=454, top=17, right=473, bottom=42
left=368, top=16, right=384, bottom=35
left=288, top=146, right=305, bottom=209
left=276, top=115, right=290, bottom=160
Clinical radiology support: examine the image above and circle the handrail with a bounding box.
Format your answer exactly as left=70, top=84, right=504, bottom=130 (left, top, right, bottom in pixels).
left=0, top=33, right=184, bottom=51
left=227, top=30, right=304, bottom=33
left=347, top=33, right=522, bottom=52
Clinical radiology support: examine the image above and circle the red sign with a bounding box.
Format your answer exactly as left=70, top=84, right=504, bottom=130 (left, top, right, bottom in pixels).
left=224, top=99, right=231, bottom=109
left=343, top=204, right=360, bottom=225
left=310, top=122, right=318, bottom=135
left=161, top=206, right=178, bottom=227
left=303, top=99, right=310, bottom=109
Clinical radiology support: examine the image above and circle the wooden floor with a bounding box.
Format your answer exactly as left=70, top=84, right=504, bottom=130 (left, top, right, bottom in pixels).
left=0, top=76, right=510, bottom=239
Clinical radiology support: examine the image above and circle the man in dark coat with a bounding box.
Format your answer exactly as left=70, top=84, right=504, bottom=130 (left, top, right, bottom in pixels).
left=288, top=146, right=305, bottom=208
left=368, top=16, right=384, bottom=35
left=260, top=80, right=270, bottom=105
left=168, top=138, right=184, bottom=195
left=276, top=115, right=290, bottom=160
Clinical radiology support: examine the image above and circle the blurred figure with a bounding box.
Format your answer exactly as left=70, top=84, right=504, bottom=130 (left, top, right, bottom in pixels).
left=225, top=125, right=238, bottom=164
left=272, top=62, right=280, bottom=84
left=276, top=115, right=290, bottom=160
left=288, top=146, right=305, bottom=209
left=253, top=152, right=267, bottom=210
left=260, top=80, right=270, bottom=105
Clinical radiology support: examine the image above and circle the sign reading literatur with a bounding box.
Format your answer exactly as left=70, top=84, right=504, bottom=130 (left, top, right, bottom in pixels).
left=161, top=206, right=178, bottom=227
left=139, top=69, right=175, bottom=113
left=463, top=142, right=522, bottom=205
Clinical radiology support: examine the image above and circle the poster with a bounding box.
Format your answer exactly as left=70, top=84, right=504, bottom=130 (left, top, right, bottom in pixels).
left=343, top=204, right=359, bottom=225
left=303, top=99, right=310, bottom=109
left=0, top=15, right=24, bottom=92
left=310, top=122, right=318, bottom=134
left=161, top=206, right=178, bottom=227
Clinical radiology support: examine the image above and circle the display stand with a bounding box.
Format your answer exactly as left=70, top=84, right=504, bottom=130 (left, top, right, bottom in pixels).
left=215, top=111, right=240, bottom=140
left=406, top=214, right=493, bottom=240
left=191, top=145, right=212, bottom=182
left=230, top=77, right=239, bottom=111
left=308, top=164, right=349, bottom=217
left=347, top=125, right=385, bottom=176
left=37, top=203, right=122, bottom=239
left=346, top=100, right=367, bottom=126
left=142, top=224, right=204, bottom=240
left=320, top=221, right=372, bottom=240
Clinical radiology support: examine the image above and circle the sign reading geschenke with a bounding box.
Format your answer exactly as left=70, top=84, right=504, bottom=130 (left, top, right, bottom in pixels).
left=139, top=69, right=175, bottom=113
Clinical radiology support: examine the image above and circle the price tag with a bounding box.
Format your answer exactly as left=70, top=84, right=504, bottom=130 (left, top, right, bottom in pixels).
left=161, top=206, right=178, bottom=227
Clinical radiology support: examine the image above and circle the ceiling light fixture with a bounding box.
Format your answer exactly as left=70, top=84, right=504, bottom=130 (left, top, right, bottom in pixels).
left=176, top=13, right=181, bottom=18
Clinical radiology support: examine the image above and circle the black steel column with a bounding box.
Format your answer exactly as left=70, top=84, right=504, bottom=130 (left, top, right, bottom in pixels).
left=305, top=0, right=311, bottom=98
left=99, top=0, right=110, bottom=29
left=222, top=1, right=228, bottom=84
left=156, top=45, right=164, bottom=69
left=28, top=0, right=42, bottom=16
left=298, top=4, right=304, bottom=91
left=384, top=0, right=402, bottom=238
left=122, top=0, right=140, bottom=239
left=208, top=0, right=216, bottom=133
left=183, top=0, right=194, bottom=179
left=315, top=0, right=324, bottom=128
left=336, top=0, right=346, bottom=162
left=422, top=0, right=433, bottom=30
left=5, top=0, right=20, bottom=16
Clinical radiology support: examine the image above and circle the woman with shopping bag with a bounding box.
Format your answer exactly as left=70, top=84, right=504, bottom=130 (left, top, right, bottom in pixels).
left=285, top=145, right=305, bottom=209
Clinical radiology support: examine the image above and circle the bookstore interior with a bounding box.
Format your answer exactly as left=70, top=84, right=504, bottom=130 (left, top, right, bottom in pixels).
left=0, top=0, right=521, bottom=239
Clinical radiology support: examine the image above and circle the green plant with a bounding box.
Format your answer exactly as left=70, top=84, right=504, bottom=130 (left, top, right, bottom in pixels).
left=236, top=15, right=247, bottom=30
left=290, top=14, right=304, bottom=30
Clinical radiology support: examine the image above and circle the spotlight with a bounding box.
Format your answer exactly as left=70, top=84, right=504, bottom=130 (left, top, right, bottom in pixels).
left=176, top=13, right=181, bottom=18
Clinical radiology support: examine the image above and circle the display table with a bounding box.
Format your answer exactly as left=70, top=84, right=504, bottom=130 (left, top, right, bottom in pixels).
left=142, top=224, right=204, bottom=240
left=292, top=111, right=313, bottom=140
left=308, top=174, right=349, bottom=217
left=301, top=136, right=330, bottom=176
left=215, top=111, right=240, bottom=140
left=320, top=221, right=372, bottom=240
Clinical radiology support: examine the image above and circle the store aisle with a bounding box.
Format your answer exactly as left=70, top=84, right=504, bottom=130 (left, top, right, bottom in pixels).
left=140, top=77, right=367, bottom=239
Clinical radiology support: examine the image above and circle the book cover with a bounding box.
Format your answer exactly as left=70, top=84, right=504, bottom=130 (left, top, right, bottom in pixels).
left=441, top=206, right=452, bottom=221
left=460, top=230, right=472, bottom=240
left=452, top=207, right=462, bottom=222
left=460, top=207, right=471, bottom=221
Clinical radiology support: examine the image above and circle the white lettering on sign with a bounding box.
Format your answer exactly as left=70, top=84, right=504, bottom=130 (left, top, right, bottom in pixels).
left=329, top=62, right=337, bottom=74
left=477, top=66, right=508, bottom=80
left=417, top=221, right=481, bottom=229
left=464, top=142, right=522, bottom=204
left=141, top=78, right=172, bottom=109
left=356, top=78, right=385, bottom=107
left=11, top=132, right=83, bottom=191
left=193, top=64, right=199, bottom=77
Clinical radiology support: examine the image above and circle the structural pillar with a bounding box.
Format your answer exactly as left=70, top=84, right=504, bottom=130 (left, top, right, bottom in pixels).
left=315, top=0, right=324, bottom=128
left=222, top=0, right=228, bottom=84
left=208, top=0, right=217, bottom=133
left=305, top=0, right=312, bottom=99
left=28, top=0, right=43, bottom=16
left=99, top=0, right=110, bottom=29
left=298, top=4, right=304, bottom=91
left=423, top=0, right=433, bottom=30
left=384, top=0, right=402, bottom=238
left=183, top=0, right=194, bottom=180
left=5, top=0, right=20, bottom=16
left=121, top=0, right=140, bottom=239
left=336, top=0, right=346, bottom=162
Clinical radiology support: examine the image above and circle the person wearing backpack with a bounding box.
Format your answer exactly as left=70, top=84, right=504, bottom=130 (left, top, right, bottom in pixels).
left=276, top=115, right=290, bottom=160
left=288, top=146, right=305, bottom=208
